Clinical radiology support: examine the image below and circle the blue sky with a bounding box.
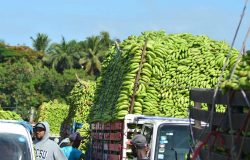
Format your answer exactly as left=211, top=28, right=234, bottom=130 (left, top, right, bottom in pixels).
left=1, top=0, right=249, bottom=50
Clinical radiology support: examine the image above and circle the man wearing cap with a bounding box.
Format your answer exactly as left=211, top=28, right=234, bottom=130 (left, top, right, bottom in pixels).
left=60, top=132, right=85, bottom=160
left=33, top=121, right=67, bottom=160
left=131, top=134, right=149, bottom=160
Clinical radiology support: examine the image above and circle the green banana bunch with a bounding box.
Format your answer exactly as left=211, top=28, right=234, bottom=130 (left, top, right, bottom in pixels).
left=221, top=52, right=250, bottom=91
left=90, top=30, right=239, bottom=122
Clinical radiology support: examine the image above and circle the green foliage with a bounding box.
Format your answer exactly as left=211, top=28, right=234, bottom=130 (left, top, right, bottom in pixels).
left=0, top=56, right=91, bottom=119
left=44, top=38, right=83, bottom=73
left=0, top=32, right=114, bottom=121
left=0, top=59, right=45, bottom=118
left=37, top=99, right=69, bottom=135
left=37, top=68, right=92, bottom=101
left=0, top=42, right=44, bottom=63
left=0, top=110, right=22, bottom=120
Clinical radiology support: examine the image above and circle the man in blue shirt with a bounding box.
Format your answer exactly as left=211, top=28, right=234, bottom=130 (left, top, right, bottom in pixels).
left=60, top=132, right=85, bottom=160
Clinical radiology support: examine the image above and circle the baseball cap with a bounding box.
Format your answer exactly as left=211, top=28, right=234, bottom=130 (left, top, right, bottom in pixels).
left=34, top=123, right=46, bottom=131
left=131, top=134, right=147, bottom=148
left=69, top=132, right=83, bottom=141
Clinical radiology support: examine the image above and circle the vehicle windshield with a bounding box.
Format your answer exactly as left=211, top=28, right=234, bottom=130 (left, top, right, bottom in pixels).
left=155, top=124, right=190, bottom=160
left=0, top=133, right=32, bottom=160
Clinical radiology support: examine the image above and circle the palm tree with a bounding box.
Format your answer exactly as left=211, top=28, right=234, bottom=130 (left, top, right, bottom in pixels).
left=45, top=37, right=83, bottom=73
left=78, top=32, right=119, bottom=76
left=100, top=31, right=112, bottom=48
left=100, top=31, right=118, bottom=56
left=79, top=36, right=104, bottom=76
left=30, top=33, right=50, bottom=52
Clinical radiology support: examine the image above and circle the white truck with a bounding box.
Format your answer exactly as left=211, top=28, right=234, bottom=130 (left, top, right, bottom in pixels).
left=0, top=120, right=36, bottom=160
left=91, top=114, right=193, bottom=160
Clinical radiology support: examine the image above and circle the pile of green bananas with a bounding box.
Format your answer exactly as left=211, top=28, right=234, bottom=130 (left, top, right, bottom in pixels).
left=221, top=50, right=250, bottom=90
left=37, top=99, right=69, bottom=135
left=90, top=30, right=239, bottom=122
left=66, top=80, right=96, bottom=152
left=37, top=80, right=96, bottom=152
left=0, top=110, right=22, bottom=120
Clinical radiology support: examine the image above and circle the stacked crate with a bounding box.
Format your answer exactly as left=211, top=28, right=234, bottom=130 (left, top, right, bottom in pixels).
left=189, top=88, right=250, bottom=160
left=91, top=121, right=123, bottom=160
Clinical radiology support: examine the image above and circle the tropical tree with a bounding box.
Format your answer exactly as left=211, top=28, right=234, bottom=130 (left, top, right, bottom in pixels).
left=0, top=42, right=44, bottom=63
left=100, top=31, right=112, bottom=48
left=0, top=59, right=45, bottom=118
left=79, top=32, right=116, bottom=76
left=44, top=37, right=83, bottom=73
left=79, top=36, right=104, bottom=76
left=30, top=33, right=50, bottom=52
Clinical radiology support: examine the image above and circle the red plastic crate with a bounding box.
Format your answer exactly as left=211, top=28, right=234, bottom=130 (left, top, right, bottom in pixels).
left=104, top=123, right=111, bottom=130
left=100, top=123, right=105, bottom=130
left=92, top=142, right=103, bottom=150
left=91, top=123, right=96, bottom=130
left=104, top=143, right=108, bottom=150
left=109, top=132, right=122, bottom=141
left=97, top=152, right=103, bottom=160
left=98, top=132, right=104, bottom=139
left=108, top=143, right=122, bottom=152
left=104, top=133, right=110, bottom=140
left=95, top=122, right=105, bottom=130
left=108, top=154, right=121, bottom=160
left=91, top=132, right=97, bottom=139
left=110, top=121, right=123, bottom=130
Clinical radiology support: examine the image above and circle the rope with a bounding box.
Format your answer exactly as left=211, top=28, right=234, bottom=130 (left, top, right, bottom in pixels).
left=235, top=89, right=250, bottom=160
left=196, top=2, right=250, bottom=158
left=193, top=1, right=250, bottom=159
left=191, top=130, right=224, bottom=160
left=209, top=0, right=249, bottom=133
left=226, top=91, right=237, bottom=159
left=188, top=109, right=200, bottom=160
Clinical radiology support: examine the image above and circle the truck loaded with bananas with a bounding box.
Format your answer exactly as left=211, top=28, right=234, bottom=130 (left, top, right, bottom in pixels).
left=89, top=30, right=239, bottom=122
left=221, top=50, right=250, bottom=91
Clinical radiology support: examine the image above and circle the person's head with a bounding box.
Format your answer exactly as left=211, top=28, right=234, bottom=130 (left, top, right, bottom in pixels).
left=131, top=134, right=148, bottom=159
left=69, top=132, right=83, bottom=148
left=34, top=122, right=46, bottom=140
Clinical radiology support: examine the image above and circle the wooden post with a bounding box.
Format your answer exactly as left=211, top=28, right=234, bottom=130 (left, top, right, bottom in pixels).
left=194, top=102, right=201, bottom=128
left=29, top=107, right=36, bottom=123
left=129, top=40, right=147, bottom=114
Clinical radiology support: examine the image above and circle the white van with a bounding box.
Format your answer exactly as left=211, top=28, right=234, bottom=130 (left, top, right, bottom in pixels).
left=0, top=120, right=35, bottom=160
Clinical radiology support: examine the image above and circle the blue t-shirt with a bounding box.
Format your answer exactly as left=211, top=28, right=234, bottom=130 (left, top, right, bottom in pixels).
left=60, top=146, right=84, bottom=160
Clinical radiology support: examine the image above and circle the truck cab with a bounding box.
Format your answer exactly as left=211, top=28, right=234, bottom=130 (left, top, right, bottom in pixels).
left=123, top=115, right=192, bottom=160
left=141, top=118, right=192, bottom=160
left=90, top=114, right=194, bottom=160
